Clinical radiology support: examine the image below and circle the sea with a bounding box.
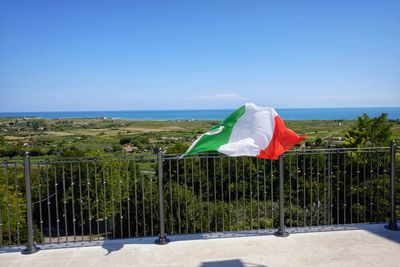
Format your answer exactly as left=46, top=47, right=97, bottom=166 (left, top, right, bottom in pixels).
left=0, top=107, right=399, bottom=121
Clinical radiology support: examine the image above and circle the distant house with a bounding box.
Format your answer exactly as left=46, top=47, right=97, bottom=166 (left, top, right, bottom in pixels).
left=122, top=144, right=137, bottom=153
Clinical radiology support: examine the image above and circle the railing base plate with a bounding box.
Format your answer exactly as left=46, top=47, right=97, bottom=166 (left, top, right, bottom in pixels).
left=384, top=224, right=400, bottom=231
left=274, top=230, right=289, bottom=237
left=21, top=246, right=40, bottom=255
left=155, top=238, right=170, bottom=245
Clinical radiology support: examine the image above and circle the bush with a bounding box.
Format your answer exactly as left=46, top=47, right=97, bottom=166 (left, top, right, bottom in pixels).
left=166, top=142, right=188, bottom=154
left=0, top=146, right=22, bottom=158
left=119, top=136, right=132, bottom=145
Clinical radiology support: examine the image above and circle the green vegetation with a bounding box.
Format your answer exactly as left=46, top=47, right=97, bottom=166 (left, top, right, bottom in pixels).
left=1, top=115, right=399, bottom=158
left=344, top=113, right=392, bottom=147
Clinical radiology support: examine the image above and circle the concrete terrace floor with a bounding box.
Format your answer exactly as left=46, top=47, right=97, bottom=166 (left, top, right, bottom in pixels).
left=1, top=224, right=400, bottom=267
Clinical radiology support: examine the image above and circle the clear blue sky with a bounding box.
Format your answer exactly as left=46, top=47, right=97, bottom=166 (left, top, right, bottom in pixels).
left=0, top=0, right=399, bottom=112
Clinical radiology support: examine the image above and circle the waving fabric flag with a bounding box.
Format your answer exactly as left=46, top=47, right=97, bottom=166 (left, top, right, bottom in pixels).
left=181, top=103, right=305, bottom=159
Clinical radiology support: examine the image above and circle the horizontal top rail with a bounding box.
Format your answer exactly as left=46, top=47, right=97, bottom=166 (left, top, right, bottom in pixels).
left=163, top=146, right=391, bottom=159
left=0, top=146, right=392, bottom=163
left=1, top=153, right=157, bottom=164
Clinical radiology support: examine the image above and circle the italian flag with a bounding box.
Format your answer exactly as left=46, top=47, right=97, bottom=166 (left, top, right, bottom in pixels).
left=182, top=103, right=305, bottom=159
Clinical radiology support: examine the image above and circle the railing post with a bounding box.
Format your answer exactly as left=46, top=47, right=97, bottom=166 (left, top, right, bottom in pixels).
left=386, top=141, right=398, bottom=230
left=155, top=148, right=169, bottom=244
left=275, top=154, right=289, bottom=237
left=22, top=152, right=40, bottom=254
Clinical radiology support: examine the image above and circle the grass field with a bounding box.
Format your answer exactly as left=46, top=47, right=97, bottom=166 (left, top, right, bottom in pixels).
left=0, top=117, right=399, bottom=157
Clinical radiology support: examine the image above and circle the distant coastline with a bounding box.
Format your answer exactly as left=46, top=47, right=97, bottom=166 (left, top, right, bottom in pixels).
left=0, top=107, right=399, bottom=121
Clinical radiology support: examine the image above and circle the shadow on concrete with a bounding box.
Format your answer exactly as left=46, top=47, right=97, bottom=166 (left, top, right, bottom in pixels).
left=0, top=246, right=24, bottom=254
left=102, top=241, right=124, bottom=255
left=356, top=223, right=400, bottom=244
left=200, top=259, right=266, bottom=267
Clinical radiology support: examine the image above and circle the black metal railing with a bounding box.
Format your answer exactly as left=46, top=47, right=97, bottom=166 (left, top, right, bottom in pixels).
left=0, top=143, right=398, bottom=254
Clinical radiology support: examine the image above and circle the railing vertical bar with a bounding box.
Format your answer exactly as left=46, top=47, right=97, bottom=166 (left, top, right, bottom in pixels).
left=379, top=152, right=383, bottom=222
left=184, top=159, right=188, bottom=234
left=381, top=151, right=386, bottom=222
left=271, top=160, right=274, bottom=228
left=101, top=162, right=108, bottom=240
left=387, top=141, right=398, bottom=230
left=0, top=164, right=3, bottom=246
left=235, top=158, right=239, bottom=228
left=86, top=162, right=92, bottom=238
left=263, top=158, right=267, bottom=228
left=207, top=158, right=210, bottom=232
left=95, top=162, right=100, bottom=240
left=69, top=163, right=76, bottom=242
left=169, top=159, right=173, bottom=235
left=382, top=154, right=388, bottom=218
left=37, top=163, right=44, bottom=243
left=357, top=159, right=360, bottom=224
left=21, top=153, right=39, bottom=254
left=336, top=151, right=340, bottom=226
left=199, top=158, right=203, bottom=233
left=14, top=163, right=20, bottom=245
left=328, top=153, right=332, bottom=225
left=191, top=158, right=196, bottom=233
left=276, top=155, right=288, bottom=237
left=54, top=163, right=60, bottom=243
left=296, top=153, right=299, bottom=227
left=126, top=160, right=131, bottom=238
left=118, top=160, right=123, bottom=238
left=213, top=158, right=217, bottom=232
left=45, top=161, right=52, bottom=244
left=363, top=153, right=367, bottom=223
left=4, top=162, right=12, bottom=246
left=323, top=154, right=327, bottom=226
left=150, top=161, right=154, bottom=236
left=350, top=155, right=353, bottom=224
left=343, top=153, right=346, bottom=225
left=303, top=155, right=306, bottom=227
left=156, top=149, right=168, bottom=244
left=256, top=157, right=260, bottom=230
left=243, top=157, right=246, bottom=230
left=61, top=163, right=68, bottom=242
left=376, top=152, right=381, bottom=222
left=289, top=156, right=292, bottom=228
left=78, top=163, right=84, bottom=241
left=250, top=157, right=254, bottom=230
left=382, top=155, right=388, bottom=211
left=310, top=155, right=313, bottom=227
left=369, top=153, right=373, bottom=223
left=228, top=157, right=232, bottom=231
left=316, top=156, right=320, bottom=227
left=221, top=157, right=225, bottom=232
left=177, top=158, right=181, bottom=234
left=141, top=157, right=146, bottom=236
left=134, top=160, right=138, bottom=237
left=110, top=160, right=115, bottom=238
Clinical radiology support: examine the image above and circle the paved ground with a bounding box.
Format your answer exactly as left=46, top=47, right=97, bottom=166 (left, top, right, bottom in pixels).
left=1, top=224, right=400, bottom=267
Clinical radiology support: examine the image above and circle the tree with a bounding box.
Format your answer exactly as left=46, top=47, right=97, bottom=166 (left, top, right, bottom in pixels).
left=344, top=113, right=392, bottom=147
left=131, top=135, right=150, bottom=150
left=0, top=135, right=5, bottom=145
left=166, top=142, right=188, bottom=154
left=119, top=136, right=132, bottom=145
left=27, top=119, right=47, bottom=130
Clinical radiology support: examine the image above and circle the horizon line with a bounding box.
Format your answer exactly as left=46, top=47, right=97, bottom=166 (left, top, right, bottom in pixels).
left=1, top=106, right=400, bottom=113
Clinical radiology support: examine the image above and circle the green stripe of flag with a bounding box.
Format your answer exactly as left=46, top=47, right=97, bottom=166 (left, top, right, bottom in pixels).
left=184, top=105, right=246, bottom=156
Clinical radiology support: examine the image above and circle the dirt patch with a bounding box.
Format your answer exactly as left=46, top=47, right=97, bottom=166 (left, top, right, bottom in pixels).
left=122, top=126, right=185, bottom=132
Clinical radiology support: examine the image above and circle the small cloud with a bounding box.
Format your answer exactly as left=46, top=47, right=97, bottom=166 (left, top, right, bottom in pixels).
left=194, top=93, right=245, bottom=101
